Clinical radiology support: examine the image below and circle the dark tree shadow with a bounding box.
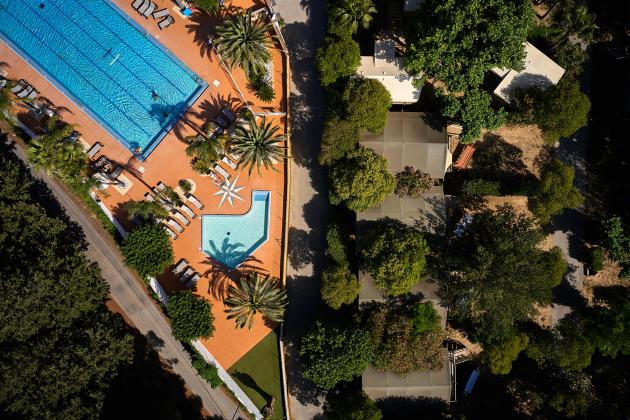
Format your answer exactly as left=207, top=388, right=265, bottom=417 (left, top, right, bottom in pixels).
left=288, top=227, right=313, bottom=270
left=232, top=371, right=273, bottom=406
left=376, top=396, right=449, bottom=420
left=201, top=253, right=265, bottom=300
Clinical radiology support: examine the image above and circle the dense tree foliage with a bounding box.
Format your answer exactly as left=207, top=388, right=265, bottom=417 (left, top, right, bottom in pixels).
left=365, top=303, right=444, bottom=375
left=485, top=331, right=529, bottom=375
left=405, top=0, right=533, bottom=92
left=394, top=166, right=433, bottom=198
left=0, top=150, right=133, bottom=419
left=412, top=301, right=441, bottom=335
left=588, top=301, right=630, bottom=358
left=361, top=223, right=428, bottom=296
left=168, top=290, right=214, bottom=342
left=462, top=179, right=501, bottom=197
left=124, top=200, right=169, bottom=223
left=325, top=221, right=351, bottom=265
left=224, top=272, right=288, bottom=329
left=342, top=78, right=392, bottom=133
left=534, top=79, right=591, bottom=143
left=325, top=390, right=382, bottom=420
left=328, top=0, right=377, bottom=36
left=604, top=216, right=630, bottom=265
left=300, top=320, right=372, bottom=389
left=316, top=37, right=361, bottom=86
left=526, top=319, right=595, bottom=372
left=529, top=159, right=583, bottom=224
left=320, top=264, right=360, bottom=309
left=329, top=146, right=396, bottom=211
left=437, top=206, right=566, bottom=343
left=319, top=118, right=360, bottom=166
left=121, top=223, right=174, bottom=279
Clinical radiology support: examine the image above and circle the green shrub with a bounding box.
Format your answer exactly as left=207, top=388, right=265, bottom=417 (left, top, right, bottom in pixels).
left=529, top=159, right=583, bottom=224
left=394, top=166, right=433, bottom=198
left=190, top=0, right=220, bottom=13
left=168, top=290, right=215, bottom=342
left=316, top=36, right=361, bottom=86
left=321, top=263, right=360, bottom=309
left=248, top=71, right=276, bottom=103
left=485, top=331, right=529, bottom=375
left=319, top=118, right=360, bottom=166
left=534, top=79, right=591, bottom=143
left=179, top=179, right=192, bottom=193
left=121, top=223, right=174, bottom=278
left=412, top=302, right=441, bottom=335
left=326, top=222, right=349, bottom=264
left=604, top=216, right=630, bottom=264
left=590, top=247, right=604, bottom=273
left=462, top=179, right=501, bottom=197
left=191, top=352, right=223, bottom=388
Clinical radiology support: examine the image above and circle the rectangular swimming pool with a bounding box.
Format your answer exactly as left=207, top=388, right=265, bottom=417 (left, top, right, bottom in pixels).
left=0, top=0, right=207, bottom=159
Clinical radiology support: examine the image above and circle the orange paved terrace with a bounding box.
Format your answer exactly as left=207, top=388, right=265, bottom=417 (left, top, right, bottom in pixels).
left=0, top=0, right=287, bottom=369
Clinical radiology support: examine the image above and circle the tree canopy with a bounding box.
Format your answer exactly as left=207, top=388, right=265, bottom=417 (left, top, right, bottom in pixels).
left=342, top=78, right=392, bottom=133
left=319, top=118, right=360, bottom=166
left=529, top=159, right=583, bottom=224
left=526, top=319, right=595, bottom=372
left=316, top=36, right=361, bottom=86
left=328, top=0, right=377, bottom=37
left=0, top=148, right=133, bottom=419
left=405, top=0, right=534, bottom=92
left=325, top=390, right=382, bottom=420
left=320, top=263, right=360, bottom=309
left=485, top=331, right=529, bottom=375
left=168, top=290, right=215, bottom=342
left=121, top=223, right=174, bottom=279
left=437, top=205, right=566, bottom=343
left=534, top=78, right=591, bottom=143
left=300, top=320, right=372, bottom=389
left=329, top=146, right=396, bottom=211
left=361, top=223, right=429, bottom=296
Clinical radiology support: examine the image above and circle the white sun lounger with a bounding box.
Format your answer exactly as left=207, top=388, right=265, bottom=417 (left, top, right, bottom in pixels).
left=153, top=8, right=169, bottom=19
left=144, top=192, right=154, bottom=202
left=158, top=15, right=175, bottom=30
left=156, top=181, right=166, bottom=191
left=185, top=273, right=200, bottom=289
left=172, top=258, right=188, bottom=275
left=132, top=0, right=144, bottom=9
left=213, top=164, right=230, bottom=180
left=163, top=225, right=178, bottom=240
left=10, top=79, right=26, bottom=94
left=222, top=155, right=237, bottom=170
left=179, top=267, right=194, bottom=284
left=167, top=218, right=184, bottom=233
left=24, top=88, right=38, bottom=100
left=143, top=1, right=156, bottom=17
left=185, top=193, right=204, bottom=210
left=178, top=203, right=197, bottom=219
left=172, top=209, right=190, bottom=226
left=86, top=142, right=102, bottom=159
left=16, top=85, right=33, bottom=99
left=137, top=0, right=151, bottom=14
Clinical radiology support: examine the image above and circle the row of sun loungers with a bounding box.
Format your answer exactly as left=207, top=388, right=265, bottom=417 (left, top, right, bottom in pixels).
left=132, top=0, right=175, bottom=30
left=171, top=259, right=200, bottom=289
left=145, top=182, right=205, bottom=240
left=10, top=79, right=38, bottom=100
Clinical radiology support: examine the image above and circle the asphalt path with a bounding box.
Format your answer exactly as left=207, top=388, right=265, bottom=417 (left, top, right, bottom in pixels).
left=9, top=141, right=246, bottom=420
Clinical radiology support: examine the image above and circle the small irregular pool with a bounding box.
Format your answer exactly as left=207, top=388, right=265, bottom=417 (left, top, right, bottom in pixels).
left=201, top=191, right=270, bottom=269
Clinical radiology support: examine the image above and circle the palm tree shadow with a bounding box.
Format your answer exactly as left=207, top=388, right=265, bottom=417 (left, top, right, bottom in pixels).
left=231, top=371, right=272, bottom=406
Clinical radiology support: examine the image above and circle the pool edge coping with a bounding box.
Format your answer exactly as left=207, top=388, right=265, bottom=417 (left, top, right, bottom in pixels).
left=0, top=0, right=207, bottom=161
left=200, top=190, right=271, bottom=271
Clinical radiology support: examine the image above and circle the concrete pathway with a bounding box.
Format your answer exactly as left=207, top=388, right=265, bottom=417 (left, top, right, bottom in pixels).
left=9, top=140, right=247, bottom=420
left=274, top=0, right=329, bottom=418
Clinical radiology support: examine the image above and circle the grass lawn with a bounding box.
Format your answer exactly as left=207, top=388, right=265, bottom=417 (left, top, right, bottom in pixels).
left=228, top=329, right=284, bottom=420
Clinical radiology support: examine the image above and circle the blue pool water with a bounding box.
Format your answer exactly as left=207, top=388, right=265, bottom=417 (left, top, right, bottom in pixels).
left=201, top=191, right=271, bottom=269
left=0, top=0, right=206, bottom=158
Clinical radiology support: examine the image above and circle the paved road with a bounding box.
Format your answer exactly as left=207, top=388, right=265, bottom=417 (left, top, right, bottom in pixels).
left=10, top=141, right=246, bottom=420
left=274, top=0, right=329, bottom=418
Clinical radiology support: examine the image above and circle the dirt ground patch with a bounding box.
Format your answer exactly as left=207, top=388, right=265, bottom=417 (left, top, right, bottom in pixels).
left=490, top=124, right=550, bottom=178
left=583, top=257, right=628, bottom=304
left=483, top=195, right=533, bottom=218
left=446, top=327, right=483, bottom=356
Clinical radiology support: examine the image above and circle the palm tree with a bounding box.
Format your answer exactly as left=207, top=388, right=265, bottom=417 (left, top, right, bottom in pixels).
left=230, top=115, right=285, bottom=175
left=185, top=133, right=226, bottom=174
left=124, top=200, right=169, bottom=223
left=27, top=126, right=87, bottom=182
left=333, top=0, right=377, bottom=34
left=224, top=272, right=288, bottom=329
left=553, top=2, right=598, bottom=49
left=214, top=9, right=275, bottom=73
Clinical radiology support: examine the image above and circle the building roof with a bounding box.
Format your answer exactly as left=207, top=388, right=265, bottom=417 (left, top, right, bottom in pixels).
left=362, top=349, right=452, bottom=402
left=358, top=40, right=421, bottom=104
left=361, top=112, right=451, bottom=179
left=357, top=186, right=446, bottom=227
left=491, top=42, right=565, bottom=103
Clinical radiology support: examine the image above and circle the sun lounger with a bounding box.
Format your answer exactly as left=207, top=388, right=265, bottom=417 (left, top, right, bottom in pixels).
left=156, top=181, right=166, bottom=191
left=158, top=15, right=175, bottom=30
left=174, top=0, right=186, bottom=9
left=0, top=79, right=6, bottom=89
left=10, top=80, right=27, bottom=94
left=172, top=209, right=190, bottom=226
left=16, top=85, right=34, bottom=99
left=87, top=142, right=103, bottom=159
left=163, top=225, right=178, bottom=240
left=132, top=0, right=144, bottom=9
left=137, top=0, right=151, bottom=14
left=221, top=155, right=237, bottom=170
left=185, top=273, right=200, bottom=289
left=153, top=8, right=169, bottom=19
left=221, top=108, right=237, bottom=122
left=143, top=1, right=156, bottom=17
left=144, top=192, right=154, bottom=202
left=172, top=258, right=189, bottom=275
left=179, top=267, right=194, bottom=284
left=24, top=88, right=38, bottom=100
left=185, top=193, right=204, bottom=210
left=167, top=218, right=184, bottom=233
left=178, top=203, right=197, bottom=219
left=213, top=164, right=230, bottom=180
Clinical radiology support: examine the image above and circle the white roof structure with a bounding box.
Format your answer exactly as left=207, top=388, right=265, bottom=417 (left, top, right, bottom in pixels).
left=492, top=42, right=565, bottom=103
left=357, top=40, right=421, bottom=104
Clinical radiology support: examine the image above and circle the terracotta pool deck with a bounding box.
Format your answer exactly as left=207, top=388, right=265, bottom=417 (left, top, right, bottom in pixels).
left=0, top=0, right=288, bottom=369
